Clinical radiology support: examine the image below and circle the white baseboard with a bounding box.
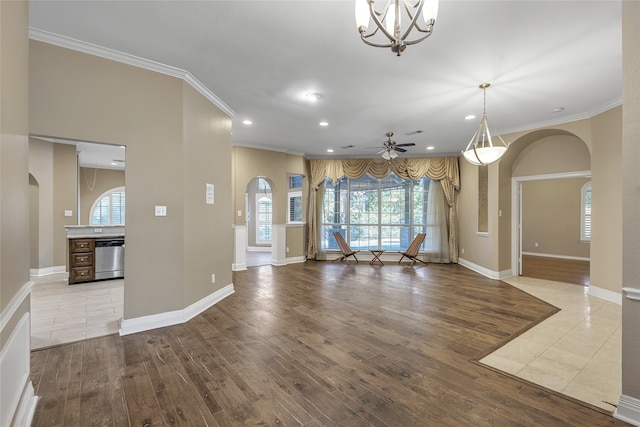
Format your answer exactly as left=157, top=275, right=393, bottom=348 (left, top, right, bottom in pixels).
left=1, top=312, right=35, bottom=427
left=522, top=252, right=590, bottom=261
left=286, top=256, right=306, bottom=265
left=615, top=394, right=640, bottom=426
left=29, top=265, right=66, bottom=277
left=458, top=257, right=507, bottom=280
left=232, top=263, right=247, bottom=271
left=588, top=285, right=622, bottom=305
left=11, top=382, right=38, bottom=427
left=119, top=283, right=234, bottom=336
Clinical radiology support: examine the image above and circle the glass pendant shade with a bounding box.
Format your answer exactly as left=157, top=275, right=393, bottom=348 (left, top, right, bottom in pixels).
left=462, top=83, right=509, bottom=166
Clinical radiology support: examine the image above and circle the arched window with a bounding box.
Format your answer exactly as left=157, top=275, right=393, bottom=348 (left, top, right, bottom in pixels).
left=581, top=181, right=591, bottom=242
left=91, top=186, right=125, bottom=225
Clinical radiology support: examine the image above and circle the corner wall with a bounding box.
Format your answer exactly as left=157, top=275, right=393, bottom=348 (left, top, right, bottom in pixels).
left=29, top=39, right=233, bottom=323
left=1, top=1, right=37, bottom=425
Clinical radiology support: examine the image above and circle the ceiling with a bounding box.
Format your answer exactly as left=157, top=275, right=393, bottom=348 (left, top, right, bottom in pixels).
left=29, top=1, right=622, bottom=165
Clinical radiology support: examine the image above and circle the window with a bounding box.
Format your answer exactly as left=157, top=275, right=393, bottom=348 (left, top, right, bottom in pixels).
left=256, top=178, right=272, bottom=244
left=90, top=187, right=125, bottom=225
left=581, top=181, right=591, bottom=241
left=322, top=173, right=430, bottom=251
left=287, top=174, right=304, bottom=224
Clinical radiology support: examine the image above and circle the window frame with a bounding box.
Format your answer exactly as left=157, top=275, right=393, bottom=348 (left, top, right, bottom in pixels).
left=321, top=173, right=430, bottom=252
left=90, top=186, right=125, bottom=226
left=287, top=174, right=304, bottom=225
left=581, top=181, right=591, bottom=242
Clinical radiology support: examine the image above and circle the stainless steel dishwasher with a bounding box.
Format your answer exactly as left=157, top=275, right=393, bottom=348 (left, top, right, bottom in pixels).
left=94, top=238, right=125, bottom=280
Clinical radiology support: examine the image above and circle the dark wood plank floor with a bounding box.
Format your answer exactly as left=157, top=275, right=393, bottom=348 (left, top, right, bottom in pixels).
left=30, top=261, right=628, bottom=426
left=522, top=255, right=590, bottom=286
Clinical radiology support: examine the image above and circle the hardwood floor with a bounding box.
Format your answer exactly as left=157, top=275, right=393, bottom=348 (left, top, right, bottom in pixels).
left=30, top=261, right=628, bottom=426
left=522, top=255, right=590, bottom=286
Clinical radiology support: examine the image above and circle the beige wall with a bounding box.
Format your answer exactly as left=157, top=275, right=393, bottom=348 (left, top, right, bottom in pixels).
left=28, top=140, right=79, bottom=268
left=521, top=178, right=590, bottom=258
left=182, top=82, right=233, bottom=306
left=53, top=143, right=77, bottom=266
left=79, top=167, right=125, bottom=224
left=0, top=0, right=30, bottom=327
left=232, top=146, right=308, bottom=258
left=28, top=138, right=54, bottom=269
left=29, top=40, right=232, bottom=318
left=591, top=107, right=622, bottom=295
left=621, top=0, right=640, bottom=403
left=0, top=1, right=31, bottom=425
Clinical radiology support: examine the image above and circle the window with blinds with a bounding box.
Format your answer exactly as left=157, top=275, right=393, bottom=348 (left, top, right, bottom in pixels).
left=91, top=187, right=125, bottom=225
left=581, top=182, right=591, bottom=242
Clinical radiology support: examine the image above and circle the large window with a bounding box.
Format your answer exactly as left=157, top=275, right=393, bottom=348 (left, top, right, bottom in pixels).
left=322, top=173, right=430, bottom=251
left=90, top=187, right=125, bottom=225
left=287, top=174, right=303, bottom=224
left=581, top=181, right=591, bottom=242
left=256, top=178, right=272, bottom=244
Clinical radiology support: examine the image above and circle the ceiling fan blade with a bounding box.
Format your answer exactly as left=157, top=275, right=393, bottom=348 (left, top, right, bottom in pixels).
left=395, top=143, right=416, bottom=147
left=393, top=147, right=407, bottom=153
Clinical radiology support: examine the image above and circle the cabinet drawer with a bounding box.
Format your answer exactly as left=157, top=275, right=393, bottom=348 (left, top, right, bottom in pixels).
left=70, top=239, right=94, bottom=253
left=70, top=266, right=94, bottom=283
left=70, top=252, right=93, bottom=267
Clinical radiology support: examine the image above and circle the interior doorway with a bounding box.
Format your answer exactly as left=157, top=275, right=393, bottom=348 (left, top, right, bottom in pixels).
left=245, top=177, right=273, bottom=267
left=512, top=170, right=591, bottom=285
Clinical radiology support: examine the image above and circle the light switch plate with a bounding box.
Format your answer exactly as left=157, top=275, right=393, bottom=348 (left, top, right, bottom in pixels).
left=64, top=210, right=73, bottom=217
left=155, top=205, right=167, bottom=216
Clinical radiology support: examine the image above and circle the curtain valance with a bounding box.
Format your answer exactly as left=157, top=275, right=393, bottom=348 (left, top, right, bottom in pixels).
left=309, top=157, right=460, bottom=189
left=307, top=156, right=460, bottom=263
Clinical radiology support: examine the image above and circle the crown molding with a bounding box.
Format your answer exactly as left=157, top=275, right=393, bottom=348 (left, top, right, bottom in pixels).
left=28, top=28, right=235, bottom=118
left=498, top=97, right=623, bottom=137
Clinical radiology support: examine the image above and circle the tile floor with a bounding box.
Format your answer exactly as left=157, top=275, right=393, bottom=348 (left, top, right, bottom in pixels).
left=29, top=271, right=621, bottom=413
left=30, top=273, right=123, bottom=350
left=481, top=275, right=621, bottom=412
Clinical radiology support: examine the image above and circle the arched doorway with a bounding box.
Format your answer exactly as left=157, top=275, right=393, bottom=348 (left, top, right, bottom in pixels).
left=245, top=177, right=273, bottom=267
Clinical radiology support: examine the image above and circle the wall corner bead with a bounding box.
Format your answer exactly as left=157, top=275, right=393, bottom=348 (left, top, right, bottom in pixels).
left=622, top=287, right=640, bottom=301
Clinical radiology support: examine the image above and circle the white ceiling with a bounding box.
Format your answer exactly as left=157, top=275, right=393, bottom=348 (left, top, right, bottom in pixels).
left=29, top=0, right=622, bottom=163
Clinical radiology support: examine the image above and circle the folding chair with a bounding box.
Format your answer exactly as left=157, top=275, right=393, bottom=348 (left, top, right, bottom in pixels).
left=333, top=231, right=360, bottom=263
left=398, top=233, right=427, bottom=265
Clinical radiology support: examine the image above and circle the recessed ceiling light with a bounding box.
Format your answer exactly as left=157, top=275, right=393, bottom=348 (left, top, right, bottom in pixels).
left=426, top=146, right=435, bottom=150
left=111, top=162, right=118, bottom=166
left=319, top=121, right=329, bottom=127
left=552, top=107, right=565, bottom=113
left=305, top=92, right=321, bottom=102
left=242, top=119, right=252, bottom=125
left=465, top=115, right=476, bottom=120
left=326, top=148, right=334, bottom=153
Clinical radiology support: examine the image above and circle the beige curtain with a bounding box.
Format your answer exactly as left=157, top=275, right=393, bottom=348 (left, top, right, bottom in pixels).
left=306, top=157, right=460, bottom=262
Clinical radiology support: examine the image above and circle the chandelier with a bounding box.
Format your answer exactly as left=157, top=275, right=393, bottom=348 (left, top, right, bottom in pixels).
left=355, top=0, right=439, bottom=56
left=462, top=83, right=509, bottom=166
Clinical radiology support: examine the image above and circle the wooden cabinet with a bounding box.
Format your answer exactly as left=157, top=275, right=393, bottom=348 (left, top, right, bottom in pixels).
left=68, top=238, right=95, bottom=284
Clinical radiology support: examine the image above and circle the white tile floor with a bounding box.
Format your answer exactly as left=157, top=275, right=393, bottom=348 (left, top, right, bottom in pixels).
left=30, top=273, right=123, bottom=350
left=29, top=271, right=621, bottom=413
left=481, top=276, right=621, bottom=412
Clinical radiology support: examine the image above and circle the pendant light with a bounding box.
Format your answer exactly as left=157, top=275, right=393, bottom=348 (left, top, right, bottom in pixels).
left=462, top=83, right=509, bottom=166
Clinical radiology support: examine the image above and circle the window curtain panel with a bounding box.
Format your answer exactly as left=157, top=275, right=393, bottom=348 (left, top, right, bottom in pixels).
left=426, top=179, right=450, bottom=263
left=306, top=157, right=460, bottom=262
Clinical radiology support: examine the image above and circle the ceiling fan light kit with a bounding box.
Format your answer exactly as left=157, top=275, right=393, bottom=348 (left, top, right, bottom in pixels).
left=355, top=0, right=439, bottom=56
left=462, top=83, right=510, bottom=166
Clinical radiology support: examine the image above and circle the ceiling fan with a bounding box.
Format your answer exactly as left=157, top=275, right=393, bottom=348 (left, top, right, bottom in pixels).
left=371, top=132, right=416, bottom=159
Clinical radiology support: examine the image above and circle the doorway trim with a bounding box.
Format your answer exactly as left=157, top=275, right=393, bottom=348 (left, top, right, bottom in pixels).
left=510, top=170, right=591, bottom=278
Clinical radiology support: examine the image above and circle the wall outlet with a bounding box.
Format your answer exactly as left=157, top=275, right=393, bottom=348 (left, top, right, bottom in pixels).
left=461, top=248, right=465, bottom=254
left=64, top=210, right=73, bottom=217
left=534, top=242, right=539, bottom=247
left=211, top=274, right=216, bottom=284
left=286, top=247, right=290, bottom=253
left=94, top=228, right=103, bottom=233
left=237, top=210, right=242, bottom=217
